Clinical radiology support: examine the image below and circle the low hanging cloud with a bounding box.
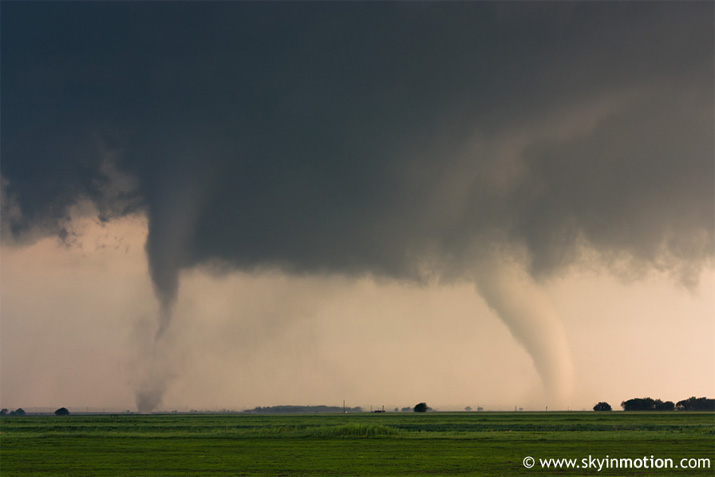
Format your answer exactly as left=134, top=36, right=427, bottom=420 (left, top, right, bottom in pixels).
left=2, top=2, right=712, bottom=410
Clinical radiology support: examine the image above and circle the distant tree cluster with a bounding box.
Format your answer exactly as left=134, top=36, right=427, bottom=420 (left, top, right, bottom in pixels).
left=413, top=403, right=431, bottom=413
left=593, top=396, right=714, bottom=412
left=1, top=407, right=73, bottom=416
left=244, top=405, right=363, bottom=414
left=621, top=398, right=675, bottom=411
left=675, top=397, right=715, bottom=411
left=615, top=396, right=714, bottom=411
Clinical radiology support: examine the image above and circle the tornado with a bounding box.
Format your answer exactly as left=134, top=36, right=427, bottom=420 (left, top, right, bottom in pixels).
left=135, top=175, right=205, bottom=412
left=473, top=252, right=573, bottom=405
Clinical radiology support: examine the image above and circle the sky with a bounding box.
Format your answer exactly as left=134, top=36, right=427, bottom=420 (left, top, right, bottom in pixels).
left=1, top=2, right=713, bottom=413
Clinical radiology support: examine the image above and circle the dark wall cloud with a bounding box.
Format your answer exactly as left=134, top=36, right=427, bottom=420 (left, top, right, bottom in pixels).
left=2, top=2, right=712, bottom=409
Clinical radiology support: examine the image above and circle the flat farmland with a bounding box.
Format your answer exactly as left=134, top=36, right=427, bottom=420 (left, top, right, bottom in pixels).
left=1, top=412, right=713, bottom=476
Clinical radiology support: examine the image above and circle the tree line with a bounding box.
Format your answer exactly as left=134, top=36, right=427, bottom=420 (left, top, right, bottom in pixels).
left=593, top=396, right=714, bottom=411
left=244, top=405, right=363, bottom=414
left=1, top=407, right=70, bottom=416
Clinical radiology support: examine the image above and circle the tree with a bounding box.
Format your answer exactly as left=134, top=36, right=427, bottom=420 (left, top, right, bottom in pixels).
left=464, top=406, right=472, bottom=412
left=413, top=402, right=428, bottom=413
left=654, top=400, right=674, bottom=411
left=621, top=397, right=656, bottom=411
left=10, top=408, right=26, bottom=416
left=593, top=402, right=612, bottom=411
left=54, top=407, right=70, bottom=416
left=0, top=409, right=7, bottom=416
left=676, top=397, right=715, bottom=411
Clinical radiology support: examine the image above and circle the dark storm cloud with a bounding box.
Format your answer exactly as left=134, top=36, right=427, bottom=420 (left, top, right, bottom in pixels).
left=3, top=1, right=712, bottom=412
left=2, top=2, right=713, bottom=287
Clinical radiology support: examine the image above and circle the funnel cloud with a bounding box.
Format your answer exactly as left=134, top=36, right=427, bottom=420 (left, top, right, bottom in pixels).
left=2, top=2, right=712, bottom=411
left=471, top=251, right=574, bottom=404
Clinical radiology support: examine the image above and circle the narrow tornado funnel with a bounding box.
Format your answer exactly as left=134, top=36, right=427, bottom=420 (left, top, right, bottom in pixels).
left=135, top=177, right=204, bottom=412
left=473, top=252, right=573, bottom=405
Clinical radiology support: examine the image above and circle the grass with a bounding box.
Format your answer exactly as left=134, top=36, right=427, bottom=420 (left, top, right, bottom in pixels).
left=1, top=412, right=713, bottom=475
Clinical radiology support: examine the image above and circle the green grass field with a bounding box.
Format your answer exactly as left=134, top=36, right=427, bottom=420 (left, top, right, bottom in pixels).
left=1, top=412, right=713, bottom=476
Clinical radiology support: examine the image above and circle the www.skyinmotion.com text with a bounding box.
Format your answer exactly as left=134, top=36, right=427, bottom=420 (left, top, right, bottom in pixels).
left=522, top=455, right=711, bottom=472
